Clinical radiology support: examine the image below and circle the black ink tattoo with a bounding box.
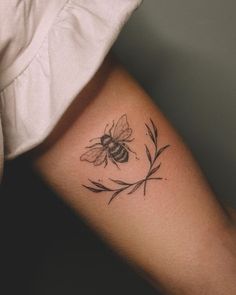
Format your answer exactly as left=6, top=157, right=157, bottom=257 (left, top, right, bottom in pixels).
left=82, top=118, right=170, bottom=204
left=80, top=114, right=137, bottom=168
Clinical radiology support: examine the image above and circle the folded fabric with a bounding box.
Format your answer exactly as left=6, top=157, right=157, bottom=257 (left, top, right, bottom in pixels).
left=0, top=0, right=142, bottom=161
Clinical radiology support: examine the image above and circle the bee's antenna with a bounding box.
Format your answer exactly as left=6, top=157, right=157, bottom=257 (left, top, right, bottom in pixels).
left=108, top=121, right=115, bottom=136
left=104, top=123, right=109, bottom=134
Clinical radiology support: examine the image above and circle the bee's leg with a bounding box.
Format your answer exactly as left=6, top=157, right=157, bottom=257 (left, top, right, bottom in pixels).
left=109, top=155, right=120, bottom=169
left=124, top=138, right=135, bottom=142
left=89, top=137, right=100, bottom=142
left=122, top=143, right=139, bottom=160
left=104, top=155, right=108, bottom=168
left=86, top=143, right=102, bottom=148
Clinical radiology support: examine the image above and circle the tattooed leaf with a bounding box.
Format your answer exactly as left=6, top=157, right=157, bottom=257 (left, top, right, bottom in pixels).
left=150, top=118, right=158, bottom=142
left=145, top=145, right=152, bottom=164
left=148, top=163, right=161, bottom=177
left=145, top=123, right=155, bottom=144
left=155, top=144, right=170, bottom=160
left=108, top=190, right=123, bottom=204
left=128, top=181, right=143, bottom=194
left=82, top=185, right=104, bottom=193
left=109, top=179, right=130, bottom=185
left=89, top=180, right=111, bottom=190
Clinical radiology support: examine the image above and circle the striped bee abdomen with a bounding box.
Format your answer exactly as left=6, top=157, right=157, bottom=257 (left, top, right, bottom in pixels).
left=109, top=142, right=128, bottom=163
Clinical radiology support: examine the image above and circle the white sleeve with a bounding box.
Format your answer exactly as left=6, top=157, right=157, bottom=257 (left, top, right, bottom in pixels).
left=0, top=0, right=142, bottom=160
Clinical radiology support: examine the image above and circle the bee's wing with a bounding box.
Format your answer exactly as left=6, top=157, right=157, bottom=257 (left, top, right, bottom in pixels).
left=94, top=150, right=107, bottom=166
left=115, top=128, right=132, bottom=141
left=80, top=147, right=105, bottom=164
left=113, top=114, right=130, bottom=139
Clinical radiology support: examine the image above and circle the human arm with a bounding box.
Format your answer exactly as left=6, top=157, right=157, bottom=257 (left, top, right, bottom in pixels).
left=30, top=55, right=236, bottom=295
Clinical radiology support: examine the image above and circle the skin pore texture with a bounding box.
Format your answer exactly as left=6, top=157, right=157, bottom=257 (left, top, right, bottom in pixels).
left=31, top=55, right=236, bottom=295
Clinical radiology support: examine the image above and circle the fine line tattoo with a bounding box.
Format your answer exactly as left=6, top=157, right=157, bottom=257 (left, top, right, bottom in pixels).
left=81, top=117, right=170, bottom=205
left=80, top=114, right=138, bottom=168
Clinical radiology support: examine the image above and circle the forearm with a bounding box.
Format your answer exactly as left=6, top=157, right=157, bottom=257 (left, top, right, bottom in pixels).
left=147, top=226, right=236, bottom=295
left=31, top=55, right=236, bottom=294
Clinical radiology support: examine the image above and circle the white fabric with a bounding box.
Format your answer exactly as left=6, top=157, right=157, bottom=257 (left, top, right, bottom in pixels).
left=0, top=0, right=141, bottom=180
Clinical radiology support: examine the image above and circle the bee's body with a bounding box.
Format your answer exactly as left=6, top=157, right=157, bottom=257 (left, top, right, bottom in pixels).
left=80, top=114, right=135, bottom=167
left=101, top=134, right=128, bottom=163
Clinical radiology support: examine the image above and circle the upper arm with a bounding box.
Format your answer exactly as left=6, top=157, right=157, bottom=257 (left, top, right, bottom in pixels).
left=30, top=55, right=236, bottom=294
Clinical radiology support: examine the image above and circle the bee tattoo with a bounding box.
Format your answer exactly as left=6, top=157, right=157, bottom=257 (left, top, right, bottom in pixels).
left=81, top=117, right=170, bottom=204
left=80, top=114, right=137, bottom=168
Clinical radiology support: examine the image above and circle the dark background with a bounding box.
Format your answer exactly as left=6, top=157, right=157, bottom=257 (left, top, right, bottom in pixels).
left=1, top=1, right=235, bottom=294
left=0, top=158, right=158, bottom=295
left=114, top=0, right=236, bottom=208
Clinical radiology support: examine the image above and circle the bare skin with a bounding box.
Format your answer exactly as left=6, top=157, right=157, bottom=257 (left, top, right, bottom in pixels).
left=30, top=55, right=236, bottom=295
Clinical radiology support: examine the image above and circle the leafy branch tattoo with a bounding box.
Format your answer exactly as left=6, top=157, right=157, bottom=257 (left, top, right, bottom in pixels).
left=81, top=115, right=170, bottom=205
